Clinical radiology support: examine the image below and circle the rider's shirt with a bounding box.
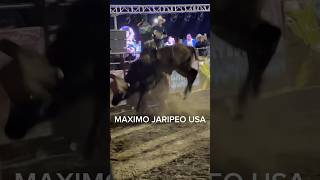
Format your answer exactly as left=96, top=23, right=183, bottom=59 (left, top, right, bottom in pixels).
left=152, top=25, right=166, bottom=38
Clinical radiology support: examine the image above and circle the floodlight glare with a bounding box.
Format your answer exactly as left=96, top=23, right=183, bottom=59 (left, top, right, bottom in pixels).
left=153, top=18, right=158, bottom=24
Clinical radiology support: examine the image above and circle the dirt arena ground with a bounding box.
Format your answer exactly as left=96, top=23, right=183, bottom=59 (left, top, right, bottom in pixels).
left=110, top=90, right=210, bottom=180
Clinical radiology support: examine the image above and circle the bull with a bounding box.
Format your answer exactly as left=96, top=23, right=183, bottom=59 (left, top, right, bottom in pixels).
left=111, top=44, right=198, bottom=112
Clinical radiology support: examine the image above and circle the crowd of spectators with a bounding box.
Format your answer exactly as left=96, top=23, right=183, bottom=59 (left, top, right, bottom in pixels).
left=164, top=33, right=209, bottom=56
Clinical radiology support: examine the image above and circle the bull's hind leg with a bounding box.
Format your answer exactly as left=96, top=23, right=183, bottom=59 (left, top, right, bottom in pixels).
left=176, top=66, right=198, bottom=99
left=238, top=63, right=255, bottom=107
left=237, top=21, right=281, bottom=119
left=185, top=68, right=198, bottom=98
left=136, top=91, right=148, bottom=113
left=250, top=22, right=281, bottom=96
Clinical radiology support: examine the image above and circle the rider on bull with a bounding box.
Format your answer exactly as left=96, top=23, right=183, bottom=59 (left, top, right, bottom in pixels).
left=137, top=15, right=167, bottom=50
left=152, top=15, right=167, bottom=49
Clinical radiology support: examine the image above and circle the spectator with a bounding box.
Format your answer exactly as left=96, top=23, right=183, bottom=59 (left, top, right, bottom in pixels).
left=183, top=34, right=196, bottom=47
left=195, top=34, right=209, bottom=56
left=164, top=36, right=175, bottom=46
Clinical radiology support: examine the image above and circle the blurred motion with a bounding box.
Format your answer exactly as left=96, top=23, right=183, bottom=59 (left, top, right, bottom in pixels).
left=212, top=0, right=282, bottom=119
left=212, top=0, right=320, bottom=179
left=0, top=0, right=108, bottom=178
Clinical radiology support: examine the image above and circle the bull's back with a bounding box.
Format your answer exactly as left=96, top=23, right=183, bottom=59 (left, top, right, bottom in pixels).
left=157, top=44, right=193, bottom=67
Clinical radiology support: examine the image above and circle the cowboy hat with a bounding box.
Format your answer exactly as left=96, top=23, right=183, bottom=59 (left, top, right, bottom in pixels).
left=196, top=34, right=204, bottom=41
left=156, top=15, right=166, bottom=23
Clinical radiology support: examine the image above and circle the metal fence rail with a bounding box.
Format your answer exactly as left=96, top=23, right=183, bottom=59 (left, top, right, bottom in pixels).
left=195, top=46, right=210, bottom=58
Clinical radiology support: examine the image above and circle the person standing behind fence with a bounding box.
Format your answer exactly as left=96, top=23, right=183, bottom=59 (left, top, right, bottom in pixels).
left=164, top=36, right=175, bottom=46
left=183, top=34, right=196, bottom=47
left=195, top=34, right=209, bottom=56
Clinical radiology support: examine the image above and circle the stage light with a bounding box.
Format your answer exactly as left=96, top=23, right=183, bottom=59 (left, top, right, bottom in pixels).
left=184, top=13, right=191, bottom=22
left=170, top=14, right=178, bottom=22
left=153, top=18, right=158, bottom=24
left=197, top=12, right=204, bottom=22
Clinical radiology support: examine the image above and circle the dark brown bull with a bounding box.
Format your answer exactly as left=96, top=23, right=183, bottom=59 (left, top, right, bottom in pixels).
left=111, top=44, right=198, bottom=112
left=213, top=0, right=282, bottom=118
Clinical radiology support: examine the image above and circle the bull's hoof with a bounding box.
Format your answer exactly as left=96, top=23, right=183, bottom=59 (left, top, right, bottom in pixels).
left=184, top=90, right=192, bottom=99
left=183, top=95, right=188, bottom=100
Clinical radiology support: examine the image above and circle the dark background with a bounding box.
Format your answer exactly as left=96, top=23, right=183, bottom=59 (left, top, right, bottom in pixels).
left=110, top=0, right=210, bottom=40
left=112, top=14, right=210, bottom=40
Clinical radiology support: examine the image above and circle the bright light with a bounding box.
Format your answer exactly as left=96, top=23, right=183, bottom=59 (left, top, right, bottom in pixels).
left=153, top=18, right=158, bottom=24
